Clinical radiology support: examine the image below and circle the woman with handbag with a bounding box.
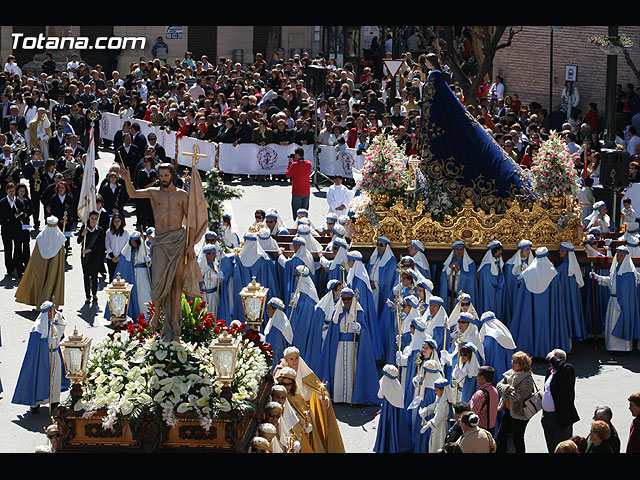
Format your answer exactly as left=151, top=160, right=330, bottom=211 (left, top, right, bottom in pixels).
left=495, top=351, right=536, bottom=453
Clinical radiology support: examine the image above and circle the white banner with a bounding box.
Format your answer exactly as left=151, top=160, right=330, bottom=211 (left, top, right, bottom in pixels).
left=318, top=146, right=365, bottom=178
left=177, top=136, right=217, bottom=170
left=100, top=112, right=366, bottom=177
left=101, top=112, right=177, bottom=158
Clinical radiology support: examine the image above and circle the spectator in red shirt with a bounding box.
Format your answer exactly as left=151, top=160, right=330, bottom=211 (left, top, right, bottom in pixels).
left=285, top=147, right=312, bottom=222
left=469, top=366, right=499, bottom=437
left=584, top=103, right=600, bottom=132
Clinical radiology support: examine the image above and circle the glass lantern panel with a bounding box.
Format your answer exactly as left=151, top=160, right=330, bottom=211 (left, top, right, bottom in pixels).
left=110, top=293, right=127, bottom=317
left=215, top=350, right=235, bottom=377
left=65, top=348, right=84, bottom=374
left=244, top=297, right=262, bottom=321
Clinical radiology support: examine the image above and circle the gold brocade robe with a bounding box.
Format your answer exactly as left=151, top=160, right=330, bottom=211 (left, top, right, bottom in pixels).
left=287, top=392, right=326, bottom=453
left=301, top=372, right=345, bottom=453
left=15, top=242, right=65, bottom=307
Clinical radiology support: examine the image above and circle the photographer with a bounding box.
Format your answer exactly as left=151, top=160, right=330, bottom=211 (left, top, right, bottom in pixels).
left=284, top=147, right=312, bottom=222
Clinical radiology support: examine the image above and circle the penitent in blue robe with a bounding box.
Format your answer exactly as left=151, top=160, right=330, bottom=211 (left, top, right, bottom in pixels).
left=231, top=256, right=280, bottom=322
left=503, top=260, right=531, bottom=328
left=611, top=269, right=640, bottom=342
left=216, top=254, right=236, bottom=322
left=104, top=247, right=151, bottom=323
left=287, top=290, right=319, bottom=363
left=476, top=262, right=506, bottom=322
left=510, top=275, right=569, bottom=359
left=367, top=256, right=399, bottom=317
left=316, top=308, right=380, bottom=406
left=279, top=256, right=305, bottom=302
left=481, top=335, right=515, bottom=386
left=379, top=285, right=413, bottom=365
left=582, top=262, right=611, bottom=337
left=438, top=258, right=477, bottom=315
left=12, top=332, right=70, bottom=406
left=556, top=259, right=586, bottom=341
left=349, top=274, right=383, bottom=361
left=373, top=397, right=413, bottom=453
left=412, top=385, right=436, bottom=453
left=265, top=325, right=291, bottom=373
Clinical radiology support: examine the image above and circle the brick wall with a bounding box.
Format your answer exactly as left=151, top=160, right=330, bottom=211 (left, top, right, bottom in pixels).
left=491, top=26, right=640, bottom=117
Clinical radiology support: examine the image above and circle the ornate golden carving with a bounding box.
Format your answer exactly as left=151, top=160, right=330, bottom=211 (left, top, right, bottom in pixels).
left=352, top=196, right=583, bottom=250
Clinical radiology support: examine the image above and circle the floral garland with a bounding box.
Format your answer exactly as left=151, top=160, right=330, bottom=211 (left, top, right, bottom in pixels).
left=587, top=34, right=633, bottom=48
left=202, top=168, right=244, bottom=248
left=529, top=131, right=580, bottom=199
left=357, top=134, right=410, bottom=198
left=70, top=304, right=271, bottom=432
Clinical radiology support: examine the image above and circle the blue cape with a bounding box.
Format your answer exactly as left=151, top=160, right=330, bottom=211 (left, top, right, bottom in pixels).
left=556, top=259, right=586, bottom=341
left=348, top=274, right=383, bottom=361
left=316, top=308, right=381, bottom=406
left=287, top=290, right=320, bottom=363
left=216, top=254, right=236, bottom=322
left=230, top=256, right=280, bottom=322
left=611, top=269, right=640, bottom=340
left=477, top=263, right=506, bottom=321
left=104, top=247, right=151, bottom=322
left=482, top=335, right=515, bottom=386
left=373, top=397, right=413, bottom=453
left=503, top=260, right=531, bottom=328
left=12, top=332, right=70, bottom=406
left=509, top=275, right=570, bottom=359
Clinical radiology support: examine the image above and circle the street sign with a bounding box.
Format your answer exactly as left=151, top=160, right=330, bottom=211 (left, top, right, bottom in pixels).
left=565, top=65, right=578, bottom=82
left=383, top=59, right=404, bottom=78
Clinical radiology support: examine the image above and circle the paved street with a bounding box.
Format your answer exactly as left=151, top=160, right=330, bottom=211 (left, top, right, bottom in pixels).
left=0, top=149, right=639, bottom=453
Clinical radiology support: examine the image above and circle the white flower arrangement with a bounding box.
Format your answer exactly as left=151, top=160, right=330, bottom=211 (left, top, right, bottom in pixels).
left=71, top=328, right=270, bottom=432
left=413, top=167, right=460, bottom=221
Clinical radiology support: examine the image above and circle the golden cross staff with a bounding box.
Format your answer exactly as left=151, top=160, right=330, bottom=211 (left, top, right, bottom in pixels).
left=181, top=143, right=208, bottom=265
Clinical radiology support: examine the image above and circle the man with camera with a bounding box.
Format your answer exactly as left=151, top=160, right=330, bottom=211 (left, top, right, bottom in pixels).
left=285, top=147, right=312, bottom=222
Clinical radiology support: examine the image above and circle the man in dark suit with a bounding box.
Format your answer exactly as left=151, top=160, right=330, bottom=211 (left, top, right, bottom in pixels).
left=135, top=156, right=157, bottom=230
left=116, top=133, right=141, bottom=182
left=48, top=124, right=66, bottom=159
left=57, top=135, right=86, bottom=161
left=0, top=93, right=14, bottom=126
left=21, top=148, right=46, bottom=229
left=112, top=120, right=132, bottom=152
left=130, top=122, right=147, bottom=153
left=2, top=105, right=27, bottom=135
left=0, top=182, right=26, bottom=277
left=52, top=94, right=71, bottom=125
left=234, top=112, right=253, bottom=145
left=147, top=132, right=167, bottom=162
left=541, top=349, right=580, bottom=453
left=98, top=170, right=127, bottom=216
left=69, top=104, right=87, bottom=147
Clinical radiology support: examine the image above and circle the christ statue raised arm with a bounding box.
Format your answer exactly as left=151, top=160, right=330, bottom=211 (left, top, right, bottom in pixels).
left=121, top=162, right=197, bottom=342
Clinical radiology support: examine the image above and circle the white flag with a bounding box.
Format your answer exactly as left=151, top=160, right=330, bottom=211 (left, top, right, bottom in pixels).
left=76, top=127, right=97, bottom=224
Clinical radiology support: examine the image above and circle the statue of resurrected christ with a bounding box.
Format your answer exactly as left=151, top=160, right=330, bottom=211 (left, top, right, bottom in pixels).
left=121, top=162, right=205, bottom=342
